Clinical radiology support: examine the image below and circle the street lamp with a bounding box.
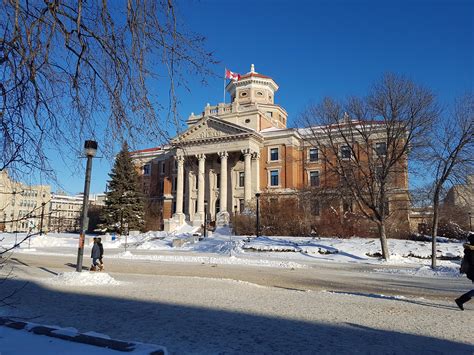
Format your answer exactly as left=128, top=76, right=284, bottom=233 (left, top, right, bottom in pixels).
left=76, top=140, right=98, bottom=272
left=39, top=202, right=46, bottom=236
left=204, top=200, right=208, bottom=238
left=255, top=193, right=261, bottom=238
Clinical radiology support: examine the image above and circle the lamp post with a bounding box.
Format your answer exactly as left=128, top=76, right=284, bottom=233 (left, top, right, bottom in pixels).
left=76, top=140, right=98, bottom=272
left=255, top=193, right=261, bottom=238
left=204, top=200, right=208, bottom=238
left=39, top=202, right=46, bottom=236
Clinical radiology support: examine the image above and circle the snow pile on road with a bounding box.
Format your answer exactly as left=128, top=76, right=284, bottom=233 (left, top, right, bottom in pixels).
left=45, top=272, right=121, bottom=286
left=374, top=265, right=461, bottom=278
left=111, top=251, right=306, bottom=269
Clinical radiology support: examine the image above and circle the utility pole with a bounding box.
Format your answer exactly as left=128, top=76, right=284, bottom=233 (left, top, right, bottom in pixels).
left=76, top=140, right=98, bottom=272
left=204, top=200, right=208, bottom=238
left=255, top=193, right=261, bottom=238
left=39, top=202, right=46, bottom=236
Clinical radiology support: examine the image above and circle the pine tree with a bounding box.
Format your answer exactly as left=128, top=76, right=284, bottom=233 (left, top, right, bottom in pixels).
left=102, top=142, right=145, bottom=233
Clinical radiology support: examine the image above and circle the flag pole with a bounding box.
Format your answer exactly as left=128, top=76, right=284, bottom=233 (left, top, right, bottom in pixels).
left=223, top=68, right=226, bottom=104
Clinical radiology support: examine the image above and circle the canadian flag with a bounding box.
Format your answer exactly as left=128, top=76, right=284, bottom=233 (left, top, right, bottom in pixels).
left=225, top=68, right=240, bottom=81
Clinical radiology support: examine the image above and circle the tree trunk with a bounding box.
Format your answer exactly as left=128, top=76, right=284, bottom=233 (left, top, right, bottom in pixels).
left=378, top=222, right=390, bottom=260
left=431, top=193, right=440, bottom=269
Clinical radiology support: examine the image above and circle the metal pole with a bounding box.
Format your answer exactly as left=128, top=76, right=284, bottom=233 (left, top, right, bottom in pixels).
left=39, top=202, right=45, bottom=236
left=76, top=150, right=95, bottom=272
left=469, top=212, right=472, bottom=231
left=256, top=193, right=260, bottom=238
left=204, top=201, right=208, bottom=238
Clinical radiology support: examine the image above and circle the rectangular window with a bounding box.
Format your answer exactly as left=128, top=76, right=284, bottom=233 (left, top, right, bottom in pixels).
left=266, top=111, right=273, bottom=118
left=309, top=148, right=318, bottom=162
left=375, top=142, right=387, bottom=157
left=311, top=200, right=320, bottom=216
left=216, top=174, right=220, bottom=188
left=239, top=172, right=245, bottom=187
left=160, top=162, right=166, bottom=174
left=239, top=199, right=245, bottom=213
left=343, top=199, right=353, bottom=213
left=270, top=170, right=279, bottom=186
left=143, top=164, right=151, bottom=176
left=383, top=200, right=390, bottom=216
left=376, top=166, right=384, bottom=181
left=340, top=145, right=351, bottom=159
left=270, top=148, right=279, bottom=161
left=172, top=177, right=177, bottom=192
left=310, top=171, right=320, bottom=187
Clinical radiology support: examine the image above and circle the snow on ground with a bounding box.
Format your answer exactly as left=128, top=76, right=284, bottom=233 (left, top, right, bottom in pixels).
left=45, top=272, right=122, bottom=286
left=0, top=322, right=166, bottom=355
left=0, top=229, right=465, bottom=275
left=111, top=251, right=306, bottom=269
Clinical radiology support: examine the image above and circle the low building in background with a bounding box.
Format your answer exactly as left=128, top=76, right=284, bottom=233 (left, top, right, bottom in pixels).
left=48, top=194, right=83, bottom=233
left=49, top=193, right=107, bottom=233
left=409, top=206, right=433, bottom=235
left=0, top=171, right=51, bottom=233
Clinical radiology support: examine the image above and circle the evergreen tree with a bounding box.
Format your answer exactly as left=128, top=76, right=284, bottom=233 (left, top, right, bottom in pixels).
left=102, top=142, right=145, bottom=233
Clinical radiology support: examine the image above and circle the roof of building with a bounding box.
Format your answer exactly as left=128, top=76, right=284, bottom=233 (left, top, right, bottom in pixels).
left=130, top=146, right=161, bottom=154
left=238, top=72, right=272, bottom=80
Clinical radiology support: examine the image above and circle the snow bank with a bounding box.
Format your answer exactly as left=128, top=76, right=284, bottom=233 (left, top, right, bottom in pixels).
left=374, top=265, right=462, bottom=278
left=45, top=272, right=121, bottom=286
left=110, top=251, right=306, bottom=269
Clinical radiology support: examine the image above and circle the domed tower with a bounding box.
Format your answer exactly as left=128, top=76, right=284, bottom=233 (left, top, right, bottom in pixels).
left=226, top=64, right=278, bottom=105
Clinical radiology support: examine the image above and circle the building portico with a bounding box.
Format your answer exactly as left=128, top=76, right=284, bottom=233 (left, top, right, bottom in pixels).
left=168, top=129, right=262, bottom=230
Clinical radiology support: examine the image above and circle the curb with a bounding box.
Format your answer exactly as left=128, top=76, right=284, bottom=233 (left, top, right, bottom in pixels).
left=0, top=317, right=166, bottom=354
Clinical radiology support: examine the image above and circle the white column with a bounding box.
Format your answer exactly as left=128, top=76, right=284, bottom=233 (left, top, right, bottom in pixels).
left=175, top=156, right=184, bottom=215
left=252, top=152, right=260, bottom=193
left=217, top=151, right=229, bottom=226
left=187, top=170, right=194, bottom=219
left=195, top=153, right=206, bottom=225
left=219, top=152, right=228, bottom=212
left=242, top=149, right=252, bottom=204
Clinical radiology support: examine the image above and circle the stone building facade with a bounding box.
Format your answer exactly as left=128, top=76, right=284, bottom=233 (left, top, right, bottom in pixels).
left=0, top=171, right=51, bottom=233
left=131, top=65, right=410, bottom=234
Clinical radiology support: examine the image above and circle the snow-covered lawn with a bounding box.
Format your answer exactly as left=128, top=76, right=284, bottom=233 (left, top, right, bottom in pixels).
left=0, top=229, right=464, bottom=276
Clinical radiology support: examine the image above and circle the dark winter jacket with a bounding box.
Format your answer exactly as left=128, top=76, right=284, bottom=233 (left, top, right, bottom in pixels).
left=462, top=243, right=474, bottom=281
left=91, top=243, right=101, bottom=259
left=98, top=242, right=104, bottom=258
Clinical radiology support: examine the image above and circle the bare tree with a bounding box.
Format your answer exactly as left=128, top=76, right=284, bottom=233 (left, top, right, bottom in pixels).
left=299, top=73, right=438, bottom=260
left=421, top=94, right=474, bottom=268
left=0, top=0, right=216, bottom=176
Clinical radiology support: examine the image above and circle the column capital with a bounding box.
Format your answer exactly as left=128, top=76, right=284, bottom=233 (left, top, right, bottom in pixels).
left=175, top=155, right=185, bottom=165
left=241, top=148, right=253, bottom=156
left=251, top=152, right=260, bottom=160
left=218, top=151, right=228, bottom=159
left=195, top=153, right=206, bottom=160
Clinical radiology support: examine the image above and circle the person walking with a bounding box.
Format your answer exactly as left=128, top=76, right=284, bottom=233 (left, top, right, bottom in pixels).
left=455, top=233, right=474, bottom=310
left=97, top=237, right=104, bottom=271
left=90, top=237, right=101, bottom=272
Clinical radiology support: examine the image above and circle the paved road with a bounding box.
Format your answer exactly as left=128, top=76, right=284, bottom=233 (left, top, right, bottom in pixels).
left=1, top=250, right=473, bottom=354
left=7, top=249, right=471, bottom=301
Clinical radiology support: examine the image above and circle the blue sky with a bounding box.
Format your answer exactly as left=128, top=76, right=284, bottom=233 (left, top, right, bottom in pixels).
left=51, top=0, right=473, bottom=194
